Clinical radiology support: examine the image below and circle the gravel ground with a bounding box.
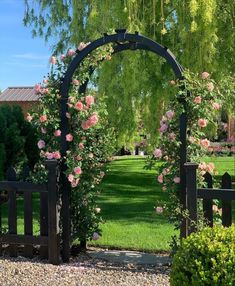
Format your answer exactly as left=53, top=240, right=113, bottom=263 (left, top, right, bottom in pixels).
left=0, top=252, right=170, bottom=286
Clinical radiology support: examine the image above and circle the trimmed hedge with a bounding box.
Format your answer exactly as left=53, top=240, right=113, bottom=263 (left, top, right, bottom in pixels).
left=170, top=226, right=235, bottom=286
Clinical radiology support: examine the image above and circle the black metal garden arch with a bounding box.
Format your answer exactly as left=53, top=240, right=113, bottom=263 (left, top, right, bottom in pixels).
left=60, top=29, right=187, bottom=262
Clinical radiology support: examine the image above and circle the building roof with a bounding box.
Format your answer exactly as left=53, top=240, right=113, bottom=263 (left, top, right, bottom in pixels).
left=0, top=87, right=39, bottom=102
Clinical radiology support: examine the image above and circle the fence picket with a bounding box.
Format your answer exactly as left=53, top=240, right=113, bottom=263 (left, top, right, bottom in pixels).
left=7, top=167, right=17, bottom=257
left=24, top=191, right=33, bottom=257
left=40, top=192, right=48, bottom=259
left=203, top=172, right=213, bottom=227
left=221, top=172, right=232, bottom=227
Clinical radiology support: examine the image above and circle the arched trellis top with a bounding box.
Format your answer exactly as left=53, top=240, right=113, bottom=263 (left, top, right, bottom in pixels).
left=61, top=29, right=183, bottom=100
left=59, top=29, right=187, bottom=263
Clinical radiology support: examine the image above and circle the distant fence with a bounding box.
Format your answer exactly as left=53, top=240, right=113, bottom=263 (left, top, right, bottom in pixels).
left=0, top=160, right=60, bottom=264
left=184, top=163, right=235, bottom=236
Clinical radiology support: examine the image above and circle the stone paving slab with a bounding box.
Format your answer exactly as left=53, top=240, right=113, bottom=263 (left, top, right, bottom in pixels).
left=87, top=249, right=171, bottom=265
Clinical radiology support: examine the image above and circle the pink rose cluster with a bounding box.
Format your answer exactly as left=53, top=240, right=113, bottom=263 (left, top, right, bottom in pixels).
left=199, top=162, right=215, bottom=175
left=81, top=113, right=99, bottom=130
left=159, top=110, right=174, bottom=134
left=67, top=166, right=82, bottom=188
left=44, top=151, right=61, bottom=160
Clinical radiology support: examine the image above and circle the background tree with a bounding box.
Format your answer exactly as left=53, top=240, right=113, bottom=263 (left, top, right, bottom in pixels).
left=23, top=0, right=235, bottom=147
left=0, top=105, right=39, bottom=179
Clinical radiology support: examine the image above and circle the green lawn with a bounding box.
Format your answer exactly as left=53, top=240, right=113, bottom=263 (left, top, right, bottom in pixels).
left=89, top=156, right=176, bottom=252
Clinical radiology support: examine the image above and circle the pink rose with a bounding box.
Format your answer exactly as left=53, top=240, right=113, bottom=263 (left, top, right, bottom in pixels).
left=200, top=139, right=210, bottom=148
left=54, top=129, right=61, bottom=137
left=41, top=88, right=49, bottom=94
left=159, top=123, right=168, bottom=133
left=75, top=101, right=83, bottom=110
left=206, top=162, right=215, bottom=173
left=43, top=79, right=48, bottom=84
left=26, top=113, right=33, bottom=122
left=157, top=174, right=164, bottom=183
left=79, top=143, right=84, bottom=150
left=85, top=95, right=95, bottom=106
left=166, top=110, right=174, bottom=119
left=75, top=155, right=82, bottom=161
left=198, top=118, right=207, bottom=128
left=81, top=121, right=91, bottom=130
left=71, top=179, right=80, bottom=188
left=66, top=134, right=73, bottom=142
left=68, top=174, right=74, bottom=182
left=72, top=79, right=80, bottom=85
left=46, top=152, right=54, bottom=160
left=77, top=42, right=87, bottom=51
left=92, top=232, right=100, bottom=241
left=201, top=72, right=210, bottom=79
left=67, top=49, right=76, bottom=56
left=153, top=148, right=162, bottom=158
left=155, top=206, right=163, bottom=214
left=50, top=56, right=57, bottom=64
left=34, top=83, right=41, bottom=93
left=74, top=167, right=82, bottom=175
left=173, top=177, right=180, bottom=184
left=39, top=115, right=47, bottom=123
left=212, top=102, right=221, bottom=110
left=37, top=140, right=45, bottom=149
left=194, top=96, right=201, bottom=104
left=53, top=151, right=61, bottom=159
left=207, top=82, right=214, bottom=92
left=88, top=113, right=99, bottom=125
left=60, top=54, right=66, bottom=61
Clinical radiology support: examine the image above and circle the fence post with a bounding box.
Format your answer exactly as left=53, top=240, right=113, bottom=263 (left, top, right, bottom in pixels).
left=184, top=163, right=198, bottom=236
left=221, top=172, right=232, bottom=227
left=45, top=160, right=60, bottom=265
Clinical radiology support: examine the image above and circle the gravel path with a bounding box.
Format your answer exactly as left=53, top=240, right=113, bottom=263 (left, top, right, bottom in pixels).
left=0, top=252, right=170, bottom=286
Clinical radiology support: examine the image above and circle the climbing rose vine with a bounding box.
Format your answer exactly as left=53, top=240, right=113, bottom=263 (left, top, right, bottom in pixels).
left=150, top=70, right=231, bottom=224
left=29, top=43, right=115, bottom=245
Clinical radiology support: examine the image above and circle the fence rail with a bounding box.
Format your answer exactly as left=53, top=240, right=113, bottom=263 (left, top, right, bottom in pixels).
left=0, top=160, right=60, bottom=264
left=184, top=162, right=235, bottom=236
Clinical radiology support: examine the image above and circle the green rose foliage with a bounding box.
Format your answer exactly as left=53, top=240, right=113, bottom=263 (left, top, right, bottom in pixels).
left=170, top=225, right=235, bottom=286
left=30, top=44, right=115, bottom=243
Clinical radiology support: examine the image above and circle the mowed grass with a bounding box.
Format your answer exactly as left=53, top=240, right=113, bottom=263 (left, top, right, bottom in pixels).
left=89, top=156, right=177, bottom=252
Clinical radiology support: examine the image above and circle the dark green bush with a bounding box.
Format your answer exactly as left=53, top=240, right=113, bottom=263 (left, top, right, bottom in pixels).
left=170, top=226, right=235, bottom=286
left=0, top=105, right=39, bottom=177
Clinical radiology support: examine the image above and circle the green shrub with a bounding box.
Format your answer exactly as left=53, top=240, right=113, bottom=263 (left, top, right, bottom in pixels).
left=170, top=226, right=235, bottom=286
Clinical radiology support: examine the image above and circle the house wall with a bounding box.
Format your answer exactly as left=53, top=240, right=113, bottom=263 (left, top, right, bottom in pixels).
left=0, top=101, right=38, bottom=117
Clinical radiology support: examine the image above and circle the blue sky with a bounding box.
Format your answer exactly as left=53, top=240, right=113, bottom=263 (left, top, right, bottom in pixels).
left=0, top=0, right=53, bottom=91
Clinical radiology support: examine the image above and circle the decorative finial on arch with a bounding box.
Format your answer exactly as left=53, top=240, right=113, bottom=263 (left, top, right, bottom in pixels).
left=115, top=29, right=127, bottom=34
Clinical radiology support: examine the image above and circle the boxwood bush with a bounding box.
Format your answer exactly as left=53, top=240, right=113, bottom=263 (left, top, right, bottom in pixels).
left=170, top=226, right=235, bottom=286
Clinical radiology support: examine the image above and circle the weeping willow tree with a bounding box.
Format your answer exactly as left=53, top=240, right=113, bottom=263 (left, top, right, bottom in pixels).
left=23, top=0, right=235, bottom=147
